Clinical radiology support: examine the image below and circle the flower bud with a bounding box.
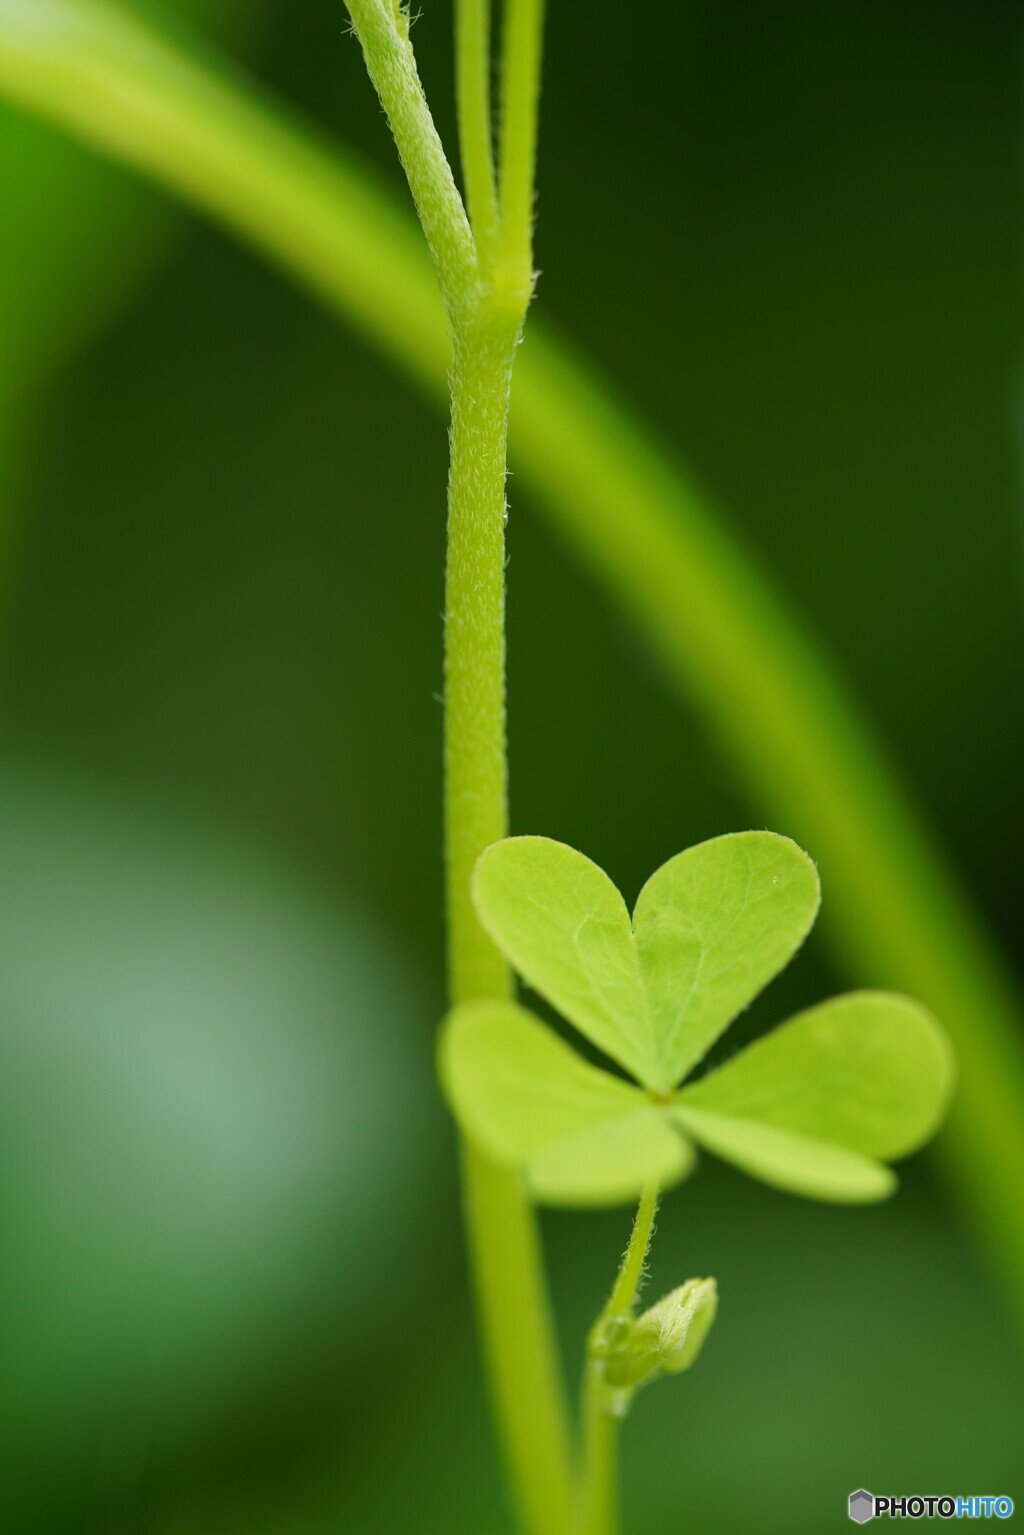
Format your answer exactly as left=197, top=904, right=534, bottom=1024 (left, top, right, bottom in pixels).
left=602, top=1277, right=718, bottom=1390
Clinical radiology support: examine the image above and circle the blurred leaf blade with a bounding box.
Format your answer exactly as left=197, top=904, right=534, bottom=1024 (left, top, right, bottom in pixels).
left=0, top=0, right=1022, bottom=1332
left=0, top=1, right=246, bottom=374
left=0, top=0, right=447, bottom=387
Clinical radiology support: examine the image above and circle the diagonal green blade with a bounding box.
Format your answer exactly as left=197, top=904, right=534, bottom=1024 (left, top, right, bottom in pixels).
left=672, top=1105, right=896, bottom=1203
left=676, top=991, right=954, bottom=1160
left=438, top=999, right=692, bottom=1205
left=472, top=838, right=658, bottom=1086
left=633, top=831, right=821, bottom=1086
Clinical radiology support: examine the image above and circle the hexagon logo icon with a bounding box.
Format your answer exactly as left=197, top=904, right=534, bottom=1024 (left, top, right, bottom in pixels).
left=849, top=1490, right=875, bottom=1523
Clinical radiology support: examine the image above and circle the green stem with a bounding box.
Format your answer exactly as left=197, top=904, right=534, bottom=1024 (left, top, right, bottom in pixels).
left=444, top=303, right=574, bottom=1535
left=443, top=305, right=574, bottom=1535
left=444, top=317, right=518, bottom=1004
left=606, top=1185, right=658, bottom=1320
left=579, top=1188, right=659, bottom=1535
left=578, top=1376, right=618, bottom=1535
left=3, top=1, right=1024, bottom=1341
left=343, top=0, right=475, bottom=315
left=455, top=0, right=499, bottom=263
left=340, top=4, right=573, bottom=1530
left=497, top=0, right=545, bottom=287
left=465, top=1142, right=575, bottom=1535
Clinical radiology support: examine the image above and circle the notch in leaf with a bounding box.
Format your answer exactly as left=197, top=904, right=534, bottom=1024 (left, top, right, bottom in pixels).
left=439, top=832, right=954, bottom=1206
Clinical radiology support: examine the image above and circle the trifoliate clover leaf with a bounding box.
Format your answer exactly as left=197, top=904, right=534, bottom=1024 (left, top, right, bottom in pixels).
left=438, top=832, right=955, bottom=1207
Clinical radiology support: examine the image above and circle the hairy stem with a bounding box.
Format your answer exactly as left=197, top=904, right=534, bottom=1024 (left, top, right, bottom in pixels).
left=444, top=310, right=575, bottom=1533
left=444, top=318, right=517, bottom=1002
left=344, top=0, right=474, bottom=314
left=607, top=1185, right=658, bottom=1320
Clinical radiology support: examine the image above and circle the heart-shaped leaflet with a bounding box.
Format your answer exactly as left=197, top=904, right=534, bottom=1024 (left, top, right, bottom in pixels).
left=471, top=831, right=821, bottom=1094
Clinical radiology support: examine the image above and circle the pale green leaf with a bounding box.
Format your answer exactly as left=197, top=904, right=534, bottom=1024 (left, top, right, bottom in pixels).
left=473, top=832, right=820, bottom=1092
left=672, top=1105, right=896, bottom=1202
left=633, top=831, right=821, bottom=1084
left=528, top=1109, right=694, bottom=1208
left=472, top=838, right=657, bottom=1086
left=676, top=991, right=954, bottom=1159
left=438, top=1000, right=693, bottom=1205
left=439, top=997, right=643, bottom=1155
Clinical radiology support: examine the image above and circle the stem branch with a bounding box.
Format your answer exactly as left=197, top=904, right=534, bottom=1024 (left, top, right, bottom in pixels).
left=345, top=0, right=475, bottom=310
left=498, top=0, right=545, bottom=288
left=455, top=0, right=499, bottom=261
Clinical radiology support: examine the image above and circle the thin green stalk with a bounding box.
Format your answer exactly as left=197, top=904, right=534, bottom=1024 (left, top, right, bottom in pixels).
left=444, top=318, right=518, bottom=1003
left=446, top=312, right=574, bottom=1532
left=445, top=330, right=574, bottom=1528
left=443, top=299, right=576, bottom=1535
left=343, top=0, right=474, bottom=315
left=497, top=0, right=545, bottom=287
left=2, top=2, right=1024, bottom=1340
left=606, top=1186, right=658, bottom=1320
left=579, top=1189, right=660, bottom=1535
left=455, top=0, right=499, bottom=262
left=465, top=1144, right=575, bottom=1535
left=578, top=1377, right=618, bottom=1535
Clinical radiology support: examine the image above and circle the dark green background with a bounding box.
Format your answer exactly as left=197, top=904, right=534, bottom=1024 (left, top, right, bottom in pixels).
left=0, top=2, right=1021, bottom=1531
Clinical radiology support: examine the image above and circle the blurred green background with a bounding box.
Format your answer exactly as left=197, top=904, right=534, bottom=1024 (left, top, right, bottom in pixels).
left=0, top=1, right=1021, bottom=1531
